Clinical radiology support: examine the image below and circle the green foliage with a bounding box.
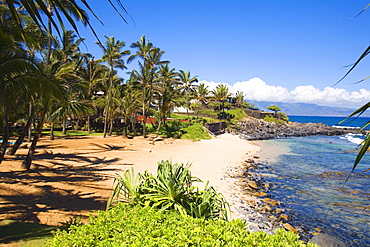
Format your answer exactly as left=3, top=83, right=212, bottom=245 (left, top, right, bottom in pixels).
left=263, top=115, right=285, bottom=124
left=226, top=109, right=248, bottom=121
left=280, top=112, right=289, bottom=121
left=181, top=123, right=212, bottom=141
left=51, top=204, right=316, bottom=246
left=108, top=160, right=228, bottom=220
left=198, top=109, right=218, bottom=117
left=267, top=105, right=282, bottom=113
left=241, top=101, right=256, bottom=109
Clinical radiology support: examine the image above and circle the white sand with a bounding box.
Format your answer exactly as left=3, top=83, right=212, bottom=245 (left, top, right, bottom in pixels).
left=112, top=133, right=260, bottom=219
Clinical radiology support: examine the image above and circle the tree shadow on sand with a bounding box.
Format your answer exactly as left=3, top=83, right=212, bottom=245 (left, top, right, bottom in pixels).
left=0, top=149, right=134, bottom=231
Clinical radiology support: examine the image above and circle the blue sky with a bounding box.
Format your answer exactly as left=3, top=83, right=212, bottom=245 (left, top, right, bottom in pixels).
left=74, top=0, right=370, bottom=108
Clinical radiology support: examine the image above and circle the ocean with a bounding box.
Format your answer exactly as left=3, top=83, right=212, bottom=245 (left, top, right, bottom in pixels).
left=255, top=115, right=370, bottom=246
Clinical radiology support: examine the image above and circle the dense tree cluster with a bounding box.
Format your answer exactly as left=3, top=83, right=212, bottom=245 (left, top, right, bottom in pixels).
left=0, top=1, right=247, bottom=169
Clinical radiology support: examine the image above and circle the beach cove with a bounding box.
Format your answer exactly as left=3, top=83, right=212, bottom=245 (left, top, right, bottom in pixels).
left=0, top=134, right=262, bottom=228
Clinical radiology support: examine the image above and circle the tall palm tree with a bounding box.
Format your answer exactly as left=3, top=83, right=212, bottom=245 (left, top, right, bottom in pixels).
left=96, top=35, right=130, bottom=138
left=119, top=86, right=140, bottom=137
left=3, top=0, right=130, bottom=45
left=235, top=91, right=245, bottom=107
left=127, top=35, right=153, bottom=66
left=0, top=51, right=40, bottom=163
left=155, top=64, right=179, bottom=131
left=177, top=70, right=198, bottom=124
left=130, top=63, right=153, bottom=138
left=79, top=55, right=105, bottom=133
left=212, top=84, right=231, bottom=118
left=129, top=36, right=168, bottom=137
left=194, top=83, right=209, bottom=108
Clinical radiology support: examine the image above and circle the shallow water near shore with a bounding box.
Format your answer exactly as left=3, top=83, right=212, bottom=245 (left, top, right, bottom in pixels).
left=256, top=136, right=370, bottom=246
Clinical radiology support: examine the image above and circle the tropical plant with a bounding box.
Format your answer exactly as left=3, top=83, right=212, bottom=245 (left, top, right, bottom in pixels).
left=193, top=82, right=209, bottom=108
left=3, top=0, right=130, bottom=44
left=212, top=84, right=231, bottom=118
left=108, top=160, right=229, bottom=220
left=155, top=64, right=179, bottom=132
left=178, top=70, right=198, bottom=124
left=96, top=35, right=130, bottom=138
left=235, top=90, right=245, bottom=107
left=51, top=203, right=316, bottom=246
left=129, top=36, right=169, bottom=137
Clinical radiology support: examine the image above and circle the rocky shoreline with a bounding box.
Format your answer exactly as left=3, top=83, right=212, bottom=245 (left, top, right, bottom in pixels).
left=231, top=117, right=364, bottom=140
left=227, top=155, right=348, bottom=246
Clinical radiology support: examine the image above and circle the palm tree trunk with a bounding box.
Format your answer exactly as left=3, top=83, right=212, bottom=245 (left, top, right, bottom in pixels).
left=6, top=110, right=34, bottom=155
left=186, top=91, right=190, bottom=125
left=22, top=106, right=47, bottom=169
left=87, top=115, right=91, bottom=134
left=142, top=87, right=147, bottom=138
left=0, top=100, right=10, bottom=164
left=22, top=130, right=40, bottom=170
left=108, top=118, right=113, bottom=136
left=50, top=122, right=54, bottom=140
left=62, top=118, right=67, bottom=135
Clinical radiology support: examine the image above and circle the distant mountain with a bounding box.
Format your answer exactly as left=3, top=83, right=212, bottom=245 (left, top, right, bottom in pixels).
left=248, top=101, right=370, bottom=117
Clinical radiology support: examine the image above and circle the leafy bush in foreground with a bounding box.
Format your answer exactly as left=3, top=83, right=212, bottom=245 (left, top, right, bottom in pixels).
left=51, top=204, right=316, bottom=247
left=108, top=160, right=229, bottom=220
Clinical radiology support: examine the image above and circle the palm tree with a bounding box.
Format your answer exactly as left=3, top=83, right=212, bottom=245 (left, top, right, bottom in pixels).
left=3, top=0, right=130, bottom=45
left=177, top=70, right=198, bottom=124
left=129, top=36, right=168, bottom=137
left=155, top=65, right=179, bottom=132
left=194, top=83, right=209, bottom=108
left=0, top=51, right=40, bottom=163
left=212, top=84, right=231, bottom=118
left=127, top=35, right=153, bottom=66
left=96, top=35, right=130, bottom=138
left=235, top=91, right=245, bottom=107
left=79, top=55, right=106, bottom=133
left=130, top=63, right=153, bottom=138
left=119, top=86, right=140, bottom=137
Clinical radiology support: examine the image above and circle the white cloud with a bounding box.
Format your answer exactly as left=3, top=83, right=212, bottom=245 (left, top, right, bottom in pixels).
left=197, top=77, right=370, bottom=107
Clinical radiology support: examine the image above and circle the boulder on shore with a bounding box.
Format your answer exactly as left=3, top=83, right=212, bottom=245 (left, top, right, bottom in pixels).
left=231, top=118, right=363, bottom=140
left=309, top=233, right=347, bottom=247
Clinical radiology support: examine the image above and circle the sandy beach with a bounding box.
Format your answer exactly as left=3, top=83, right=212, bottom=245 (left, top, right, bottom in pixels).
left=0, top=133, right=259, bottom=226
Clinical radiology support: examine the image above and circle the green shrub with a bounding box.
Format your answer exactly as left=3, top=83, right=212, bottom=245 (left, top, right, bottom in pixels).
left=108, top=160, right=229, bottom=220
left=226, top=109, right=248, bottom=121
left=51, top=204, right=316, bottom=246
left=263, top=115, right=285, bottom=124
left=181, top=123, right=212, bottom=141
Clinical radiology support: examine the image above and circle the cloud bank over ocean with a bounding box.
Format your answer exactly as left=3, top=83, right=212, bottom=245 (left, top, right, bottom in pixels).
left=199, top=77, right=370, bottom=108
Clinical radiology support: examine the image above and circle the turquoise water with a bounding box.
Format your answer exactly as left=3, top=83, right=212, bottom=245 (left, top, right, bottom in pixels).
left=261, top=136, right=369, bottom=246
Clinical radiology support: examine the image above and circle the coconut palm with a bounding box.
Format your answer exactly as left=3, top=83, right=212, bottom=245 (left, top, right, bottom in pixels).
left=212, top=84, right=231, bottom=117
left=0, top=51, right=40, bottom=163
left=194, top=83, right=209, bottom=108
left=155, top=65, right=179, bottom=132
left=127, top=35, right=154, bottom=66
left=119, top=87, right=140, bottom=137
left=3, top=0, right=130, bottom=45
left=177, top=70, right=198, bottom=124
left=79, top=55, right=106, bottom=133
left=129, top=36, right=168, bottom=136
left=130, top=63, right=153, bottom=137
left=235, top=91, right=245, bottom=107
left=96, top=35, right=130, bottom=138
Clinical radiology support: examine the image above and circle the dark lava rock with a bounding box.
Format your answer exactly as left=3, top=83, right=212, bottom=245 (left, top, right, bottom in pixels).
left=231, top=118, right=363, bottom=140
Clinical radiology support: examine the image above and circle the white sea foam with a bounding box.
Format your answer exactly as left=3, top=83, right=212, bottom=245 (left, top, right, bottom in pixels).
left=341, top=133, right=365, bottom=145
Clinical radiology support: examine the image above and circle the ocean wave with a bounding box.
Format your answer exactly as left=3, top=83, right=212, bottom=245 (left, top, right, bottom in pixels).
left=332, top=125, right=360, bottom=129
left=339, top=133, right=365, bottom=145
